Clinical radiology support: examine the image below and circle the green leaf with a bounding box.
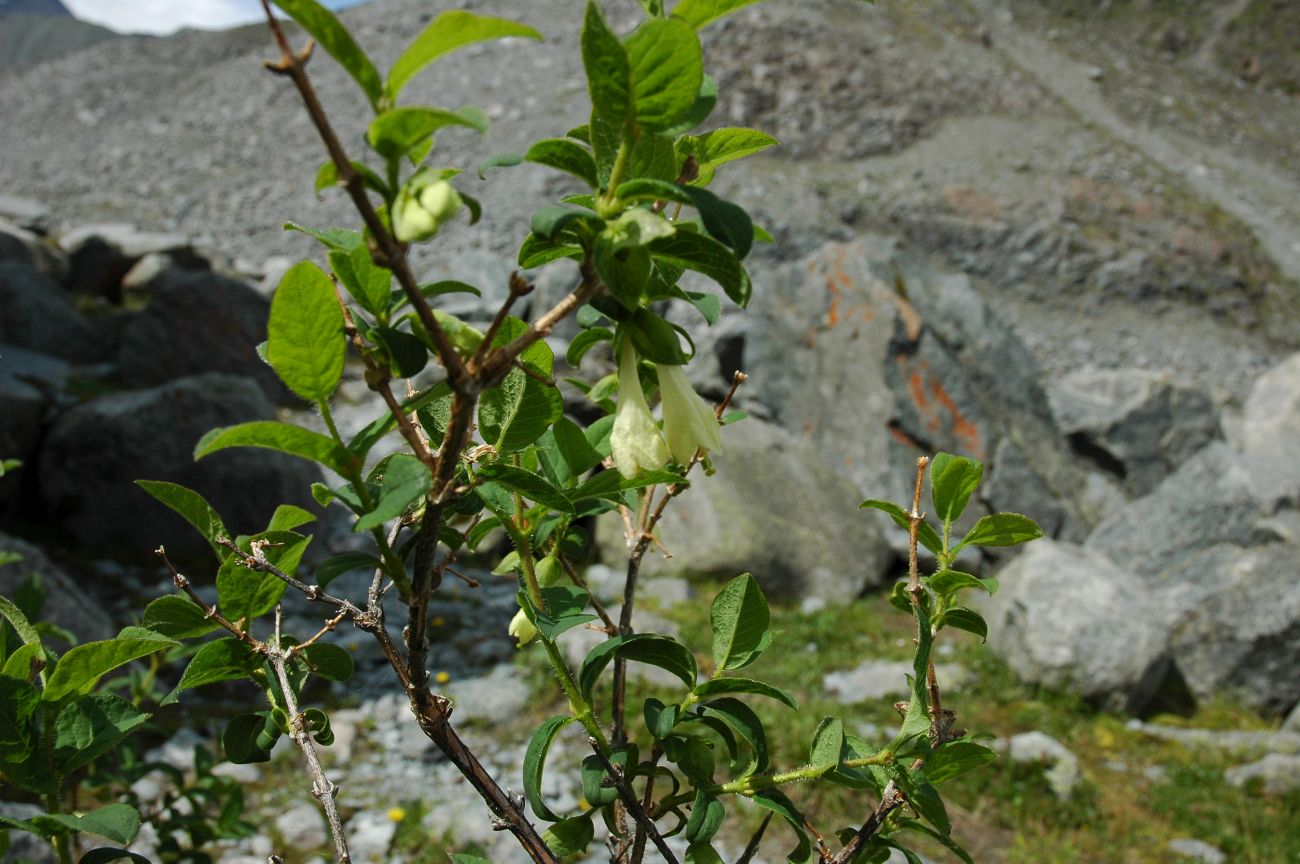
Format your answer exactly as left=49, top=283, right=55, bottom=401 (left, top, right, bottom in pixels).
left=1, top=642, right=45, bottom=681
left=625, top=18, right=703, bottom=132
left=315, top=552, right=383, bottom=588
left=649, top=230, right=750, bottom=306
left=52, top=693, right=150, bottom=776
left=172, top=638, right=261, bottom=698
left=523, top=716, right=573, bottom=821
left=373, top=326, right=429, bottom=379
left=267, top=261, right=346, bottom=403
left=709, top=573, right=771, bottom=672
left=926, top=570, right=996, bottom=598
left=283, top=222, right=364, bottom=252
left=530, top=203, right=601, bottom=242
left=355, top=454, right=432, bottom=532
left=271, top=0, right=383, bottom=108
left=141, top=596, right=221, bottom=640
left=301, top=643, right=354, bottom=682
left=43, top=632, right=177, bottom=704
left=808, top=715, right=845, bottom=778
left=582, top=1, right=632, bottom=186
left=930, top=453, right=983, bottom=525
left=686, top=843, right=724, bottom=864
left=194, top=421, right=353, bottom=476
left=543, top=813, right=595, bottom=857
left=901, top=767, right=949, bottom=835
left=892, top=600, right=934, bottom=760
left=570, top=468, right=687, bottom=503
left=672, top=0, right=766, bottom=30
left=691, top=676, right=797, bottom=709
left=80, top=848, right=154, bottom=864
left=538, top=418, right=604, bottom=486
left=701, top=697, right=768, bottom=773
left=366, top=106, right=488, bottom=160
left=134, top=480, right=228, bottom=560
left=223, top=712, right=278, bottom=764
left=661, top=73, right=717, bottom=137
left=451, top=856, right=493, bottom=864
left=523, top=139, right=599, bottom=188
left=858, top=499, right=943, bottom=556
left=0, top=674, right=38, bottom=764
left=475, top=464, right=572, bottom=513
left=924, top=741, right=997, bottom=785
left=521, top=587, right=597, bottom=641
left=827, top=734, right=888, bottom=792
left=953, top=513, right=1043, bottom=553
left=315, top=159, right=388, bottom=200
left=304, top=707, right=334, bottom=746
left=478, top=319, right=562, bottom=452
left=683, top=789, right=725, bottom=844
left=34, top=804, right=140, bottom=844
left=644, top=697, right=680, bottom=740
left=329, top=245, right=391, bottom=319
left=615, top=181, right=752, bottom=258
left=579, top=634, right=697, bottom=703
left=937, top=607, right=988, bottom=642
left=518, top=232, right=584, bottom=269
left=751, top=790, right=813, bottom=864
left=217, top=531, right=311, bottom=622
left=387, top=10, right=542, bottom=100
left=679, top=127, right=778, bottom=183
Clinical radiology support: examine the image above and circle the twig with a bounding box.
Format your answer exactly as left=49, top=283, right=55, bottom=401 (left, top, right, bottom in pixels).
left=156, top=547, right=260, bottom=648
left=288, top=609, right=349, bottom=657
left=558, top=553, right=617, bottom=634
left=266, top=640, right=351, bottom=863
left=478, top=261, right=602, bottom=385
left=474, top=271, right=534, bottom=367
left=588, top=739, right=680, bottom=864
left=736, top=813, right=773, bottom=864
left=217, top=538, right=362, bottom=616
left=828, top=782, right=906, bottom=864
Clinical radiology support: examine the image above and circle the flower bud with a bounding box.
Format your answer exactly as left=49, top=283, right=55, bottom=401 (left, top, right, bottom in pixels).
left=393, top=178, right=462, bottom=243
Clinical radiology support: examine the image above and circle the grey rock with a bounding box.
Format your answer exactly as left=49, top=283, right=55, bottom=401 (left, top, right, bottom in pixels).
left=38, top=373, right=319, bottom=560
left=1049, top=367, right=1221, bottom=496
left=1003, top=731, right=1081, bottom=800
left=120, top=249, right=209, bottom=298
left=984, top=538, right=1169, bottom=712
left=345, top=810, right=397, bottom=863
left=1128, top=721, right=1300, bottom=756
left=117, top=269, right=288, bottom=403
left=0, top=346, right=68, bottom=514
left=0, top=262, right=112, bottom=362
left=62, top=222, right=204, bottom=302
left=0, top=800, right=56, bottom=863
left=0, top=194, right=49, bottom=231
left=1233, top=352, right=1300, bottom=507
left=1168, top=544, right=1300, bottom=716
left=1223, top=753, right=1300, bottom=794
left=275, top=803, right=328, bottom=850
left=595, top=416, right=890, bottom=601
left=0, top=532, right=115, bottom=642
left=1168, top=838, right=1227, bottom=864
left=1086, top=443, right=1266, bottom=577
left=0, top=218, right=68, bottom=282
left=1286, top=701, right=1300, bottom=733
left=445, top=662, right=531, bottom=724
left=823, top=659, right=968, bottom=704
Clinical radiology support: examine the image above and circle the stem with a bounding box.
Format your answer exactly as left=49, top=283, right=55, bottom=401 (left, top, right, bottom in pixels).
left=42, top=704, right=73, bottom=864
left=588, top=738, right=679, bottom=864
left=267, top=641, right=352, bottom=863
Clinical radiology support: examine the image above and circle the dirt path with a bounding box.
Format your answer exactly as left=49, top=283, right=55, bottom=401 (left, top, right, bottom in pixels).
left=974, top=0, right=1300, bottom=285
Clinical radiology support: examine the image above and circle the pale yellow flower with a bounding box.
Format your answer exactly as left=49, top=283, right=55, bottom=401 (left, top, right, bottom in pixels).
left=656, top=362, right=721, bottom=465
left=508, top=608, right=538, bottom=647
left=610, top=342, right=669, bottom=478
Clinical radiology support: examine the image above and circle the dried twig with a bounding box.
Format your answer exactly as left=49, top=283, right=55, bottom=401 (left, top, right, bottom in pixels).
left=156, top=547, right=260, bottom=647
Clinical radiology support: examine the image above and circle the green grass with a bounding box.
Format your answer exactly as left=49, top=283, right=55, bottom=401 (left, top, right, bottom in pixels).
left=514, top=587, right=1300, bottom=863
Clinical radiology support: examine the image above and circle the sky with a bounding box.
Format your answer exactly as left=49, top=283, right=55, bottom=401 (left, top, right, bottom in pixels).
left=62, top=0, right=364, bottom=36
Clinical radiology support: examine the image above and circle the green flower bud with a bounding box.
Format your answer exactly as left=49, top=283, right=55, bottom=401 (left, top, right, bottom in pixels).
left=393, top=178, right=462, bottom=243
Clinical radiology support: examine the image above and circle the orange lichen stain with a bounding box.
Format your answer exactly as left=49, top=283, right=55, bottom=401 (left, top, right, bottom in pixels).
left=928, top=377, right=984, bottom=459
left=894, top=297, right=923, bottom=342
left=943, top=185, right=1002, bottom=220
left=826, top=279, right=842, bottom=327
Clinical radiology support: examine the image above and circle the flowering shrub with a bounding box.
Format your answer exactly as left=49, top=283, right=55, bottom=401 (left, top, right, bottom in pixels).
left=0, top=2, right=1042, bottom=862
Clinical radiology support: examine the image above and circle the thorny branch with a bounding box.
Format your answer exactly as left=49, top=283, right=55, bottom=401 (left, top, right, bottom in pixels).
left=589, top=739, right=680, bottom=864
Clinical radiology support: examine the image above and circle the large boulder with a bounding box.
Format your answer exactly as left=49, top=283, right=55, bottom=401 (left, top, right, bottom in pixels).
left=0, top=219, right=68, bottom=282
left=62, top=223, right=206, bottom=303
left=0, top=262, right=112, bottom=362
left=1232, top=352, right=1300, bottom=508
left=117, top=270, right=288, bottom=403
left=38, top=373, right=318, bottom=560
left=1168, top=544, right=1300, bottom=716
left=0, top=346, right=70, bottom=517
left=740, top=238, right=1093, bottom=545
left=983, top=538, right=1171, bottom=713
left=0, top=533, right=115, bottom=643
left=596, top=416, right=891, bottom=601
left=1049, top=367, right=1221, bottom=496
left=1085, top=443, right=1268, bottom=576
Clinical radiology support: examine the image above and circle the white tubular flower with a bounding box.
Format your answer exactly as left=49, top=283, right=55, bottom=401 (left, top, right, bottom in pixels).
left=508, top=608, right=538, bottom=647
left=611, top=341, right=669, bottom=478
left=656, top=362, right=722, bottom=465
